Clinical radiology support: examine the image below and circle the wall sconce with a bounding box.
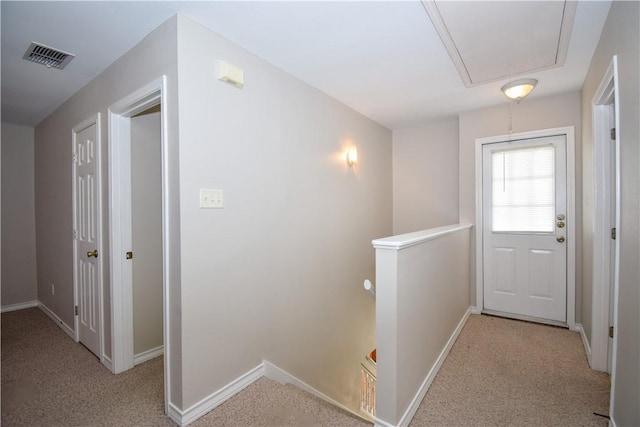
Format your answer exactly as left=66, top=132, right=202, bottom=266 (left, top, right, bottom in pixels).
left=501, top=78, right=538, bottom=101
left=347, top=146, right=358, bottom=167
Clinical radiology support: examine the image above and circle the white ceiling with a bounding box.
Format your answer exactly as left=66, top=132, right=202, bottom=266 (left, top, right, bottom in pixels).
left=1, top=1, right=611, bottom=130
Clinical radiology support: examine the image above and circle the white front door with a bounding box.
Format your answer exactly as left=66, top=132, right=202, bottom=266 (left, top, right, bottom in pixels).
left=74, top=121, right=101, bottom=357
left=482, top=135, right=567, bottom=323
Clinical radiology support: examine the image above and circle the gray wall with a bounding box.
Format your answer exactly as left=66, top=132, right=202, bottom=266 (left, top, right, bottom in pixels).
left=392, top=120, right=459, bottom=234
left=131, top=108, right=163, bottom=356
left=34, top=17, right=182, bottom=407
left=458, top=92, right=582, bottom=316
left=1, top=123, right=37, bottom=307
left=580, top=2, right=639, bottom=425
left=176, top=16, right=392, bottom=413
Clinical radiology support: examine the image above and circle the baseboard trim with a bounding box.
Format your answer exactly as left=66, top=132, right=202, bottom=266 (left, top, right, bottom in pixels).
left=167, top=402, right=183, bottom=425
left=574, top=323, right=592, bottom=366
left=373, top=416, right=396, bottom=427
left=102, top=355, right=114, bottom=372
left=396, top=306, right=472, bottom=427
left=263, top=360, right=372, bottom=422
left=1, top=300, right=39, bottom=313
left=38, top=302, right=75, bottom=340
left=177, top=363, right=264, bottom=426
left=134, top=345, right=164, bottom=366
left=609, top=415, right=617, bottom=427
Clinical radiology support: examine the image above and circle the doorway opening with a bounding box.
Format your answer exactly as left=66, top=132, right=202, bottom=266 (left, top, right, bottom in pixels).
left=130, top=104, right=164, bottom=365
left=474, top=127, right=576, bottom=329
left=108, top=76, right=171, bottom=414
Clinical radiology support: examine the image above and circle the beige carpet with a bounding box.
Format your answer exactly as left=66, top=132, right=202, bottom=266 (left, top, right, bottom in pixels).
left=0, top=308, right=366, bottom=426
left=409, top=314, right=611, bottom=427
left=192, top=379, right=369, bottom=427
left=1, top=308, right=173, bottom=426
left=2, top=308, right=610, bottom=426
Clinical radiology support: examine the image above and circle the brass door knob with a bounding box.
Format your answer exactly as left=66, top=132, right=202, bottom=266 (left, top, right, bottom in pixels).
left=556, top=236, right=565, bottom=243
left=87, top=250, right=98, bottom=258
left=557, top=221, right=565, bottom=228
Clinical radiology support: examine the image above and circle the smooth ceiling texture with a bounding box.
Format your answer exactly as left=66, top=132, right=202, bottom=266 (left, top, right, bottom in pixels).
left=1, top=1, right=611, bottom=129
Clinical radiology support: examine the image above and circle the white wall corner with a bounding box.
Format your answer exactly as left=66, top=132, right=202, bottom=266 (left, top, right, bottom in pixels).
left=0, top=300, right=39, bottom=313
left=262, top=359, right=291, bottom=385
left=396, top=307, right=472, bottom=427
left=38, top=302, right=75, bottom=340
left=574, top=323, right=592, bottom=366
left=178, top=363, right=264, bottom=426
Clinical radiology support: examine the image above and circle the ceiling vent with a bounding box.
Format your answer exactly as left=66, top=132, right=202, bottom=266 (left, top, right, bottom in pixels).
left=23, top=42, right=75, bottom=70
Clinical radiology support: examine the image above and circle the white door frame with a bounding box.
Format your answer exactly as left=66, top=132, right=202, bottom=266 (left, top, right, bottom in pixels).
left=590, top=55, right=620, bottom=373
left=474, top=126, right=576, bottom=329
left=72, top=113, right=104, bottom=362
left=108, top=76, right=171, bottom=411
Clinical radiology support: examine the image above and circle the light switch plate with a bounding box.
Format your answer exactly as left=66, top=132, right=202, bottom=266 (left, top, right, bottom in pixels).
left=200, top=189, right=224, bottom=209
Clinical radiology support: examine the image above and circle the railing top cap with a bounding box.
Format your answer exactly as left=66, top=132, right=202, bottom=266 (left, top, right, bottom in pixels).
left=372, top=223, right=472, bottom=250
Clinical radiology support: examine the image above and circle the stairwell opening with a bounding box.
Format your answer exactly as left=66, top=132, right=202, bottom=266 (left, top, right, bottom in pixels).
left=361, top=349, right=376, bottom=417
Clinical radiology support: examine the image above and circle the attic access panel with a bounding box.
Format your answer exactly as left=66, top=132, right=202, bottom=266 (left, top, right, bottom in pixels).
left=423, top=1, right=577, bottom=86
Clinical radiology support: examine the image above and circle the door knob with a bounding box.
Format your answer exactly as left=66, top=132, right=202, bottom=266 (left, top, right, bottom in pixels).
left=557, top=221, right=565, bottom=228
left=87, top=250, right=98, bottom=258
left=556, top=236, right=565, bottom=243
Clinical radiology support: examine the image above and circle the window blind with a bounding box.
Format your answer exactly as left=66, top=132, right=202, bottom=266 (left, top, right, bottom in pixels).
left=492, top=145, right=555, bottom=232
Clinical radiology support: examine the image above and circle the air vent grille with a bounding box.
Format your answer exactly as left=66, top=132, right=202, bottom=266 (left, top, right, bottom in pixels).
left=23, top=42, right=75, bottom=70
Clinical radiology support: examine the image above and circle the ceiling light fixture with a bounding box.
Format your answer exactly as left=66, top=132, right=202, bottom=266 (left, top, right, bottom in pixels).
left=501, top=78, right=538, bottom=101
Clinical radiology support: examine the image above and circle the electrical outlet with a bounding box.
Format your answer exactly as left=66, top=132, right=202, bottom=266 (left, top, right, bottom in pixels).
left=51, top=284, right=55, bottom=296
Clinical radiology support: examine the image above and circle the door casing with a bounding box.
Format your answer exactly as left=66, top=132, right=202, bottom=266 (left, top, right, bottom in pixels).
left=474, top=126, right=576, bottom=329
left=590, top=55, right=620, bottom=374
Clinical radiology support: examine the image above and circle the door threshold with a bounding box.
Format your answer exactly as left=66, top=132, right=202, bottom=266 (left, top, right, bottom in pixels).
left=482, top=309, right=568, bottom=328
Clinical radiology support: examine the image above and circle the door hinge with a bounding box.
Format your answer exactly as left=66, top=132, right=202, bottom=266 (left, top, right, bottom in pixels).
left=72, top=152, right=78, bottom=163
left=609, top=326, right=614, bottom=338
left=75, top=305, right=79, bottom=316
left=610, top=128, right=616, bottom=140
left=73, top=229, right=78, bottom=240
left=611, top=227, right=616, bottom=240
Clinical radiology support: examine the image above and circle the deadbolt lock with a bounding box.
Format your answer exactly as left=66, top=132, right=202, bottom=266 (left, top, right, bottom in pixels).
left=557, top=221, right=565, bottom=228
left=557, top=214, right=565, bottom=220
left=556, top=236, right=565, bottom=243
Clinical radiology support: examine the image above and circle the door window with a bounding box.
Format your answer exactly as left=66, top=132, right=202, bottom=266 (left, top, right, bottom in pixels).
left=491, top=145, right=555, bottom=233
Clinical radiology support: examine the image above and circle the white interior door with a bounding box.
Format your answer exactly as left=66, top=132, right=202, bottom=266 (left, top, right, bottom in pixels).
left=74, top=121, right=101, bottom=357
left=482, top=135, right=567, bottom=323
